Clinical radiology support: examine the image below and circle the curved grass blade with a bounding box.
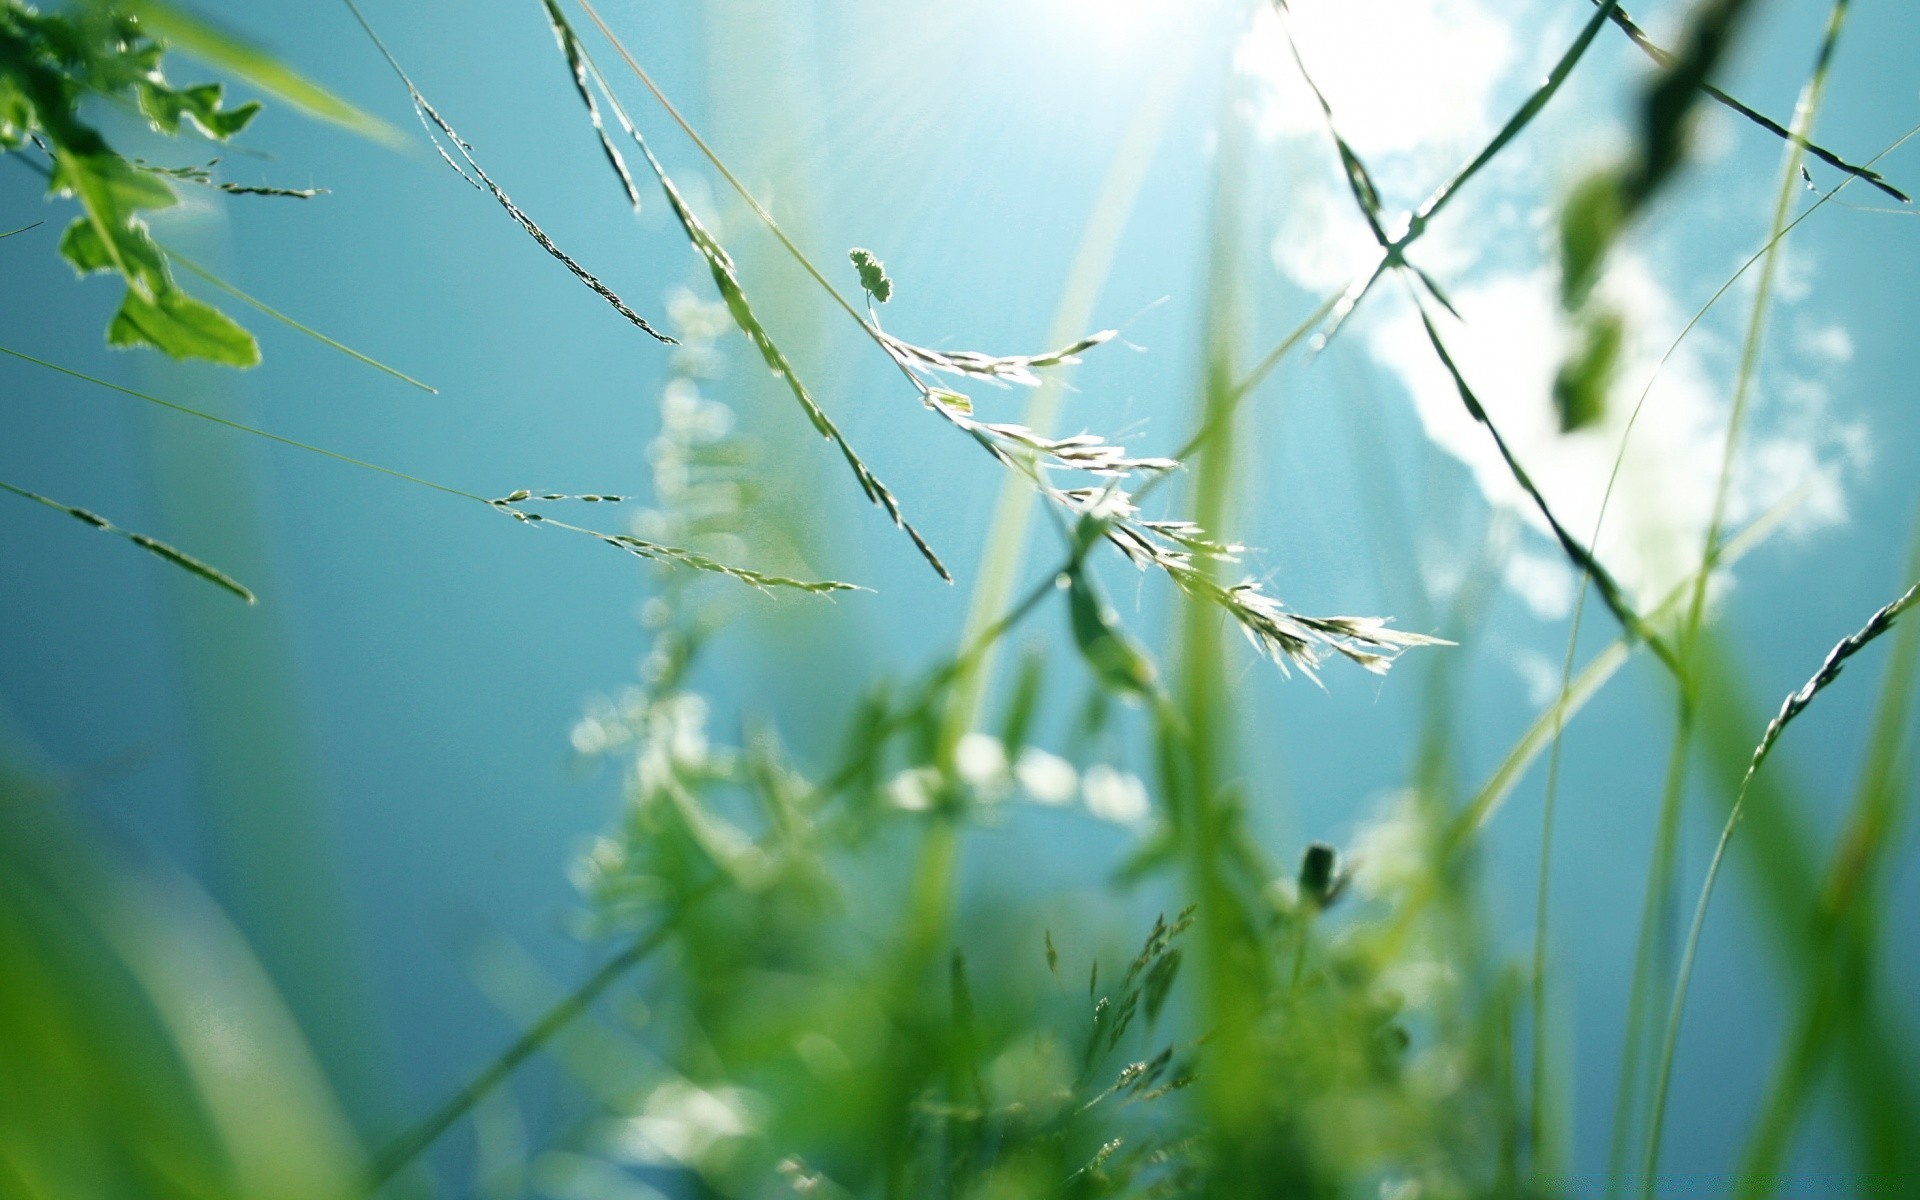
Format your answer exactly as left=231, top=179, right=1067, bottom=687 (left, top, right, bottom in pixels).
left=1643, top=575, right=1919, bottom=1193
left=1405, top=285, right=1677, bottom=674
left=1, top=478, right=253, bottom=602
left=165, top=248, right=438, bottom=392
left=342, top=0, right=673, bottom=344
left=1595, top=0, right=1908, bottom=203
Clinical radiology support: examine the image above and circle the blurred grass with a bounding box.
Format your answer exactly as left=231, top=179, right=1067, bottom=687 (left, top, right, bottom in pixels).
left=7, top=1, right=1919, bottom=1197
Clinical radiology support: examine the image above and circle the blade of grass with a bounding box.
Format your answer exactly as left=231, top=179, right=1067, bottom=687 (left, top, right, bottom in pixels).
left=1645, top=574, right=1919, bottom=1191
left=0, top=477, right=253, bottom=602
left=366, top=910, right=691, bottom=1189
left=1404, top=0, right=1622, bottom=239
left=165, top=249, right=438, bottom=393
left=1594, top=0, right=1908, bottom=202
left=1405, top=283, right=1678, bottom=674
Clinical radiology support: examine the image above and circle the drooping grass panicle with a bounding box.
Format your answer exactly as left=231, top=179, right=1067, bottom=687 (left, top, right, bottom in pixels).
left=0, top=478, right=254, bottom=602
left=554, top=0, right=1443, bottom=679
left=875, top=327, right=1118, bottom=391
left=340, top=0, right=674, bottom=344
left=535, top=1, right=950, bottom=581
left=563, top=0, right=1231, bottom=587
left=861, top=280, right=1441, bottom=681
left=134, top=157, right=327, bottom=199
left=537, top=0, right=640, bottom=210
left=1, top=341, right=849, bottom=595
left=489, top=493, right=858, bottom=596
left=1172, top=568, right=1451, bottom=683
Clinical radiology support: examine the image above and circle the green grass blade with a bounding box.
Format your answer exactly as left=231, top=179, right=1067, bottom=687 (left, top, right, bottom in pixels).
left=1595, top=0, right=1908, bottom=202
left=0, top=478, right=253, bottom=602
left=127, top=0, right=399, bottom=144
left=166, top=249, right=438, bottom=393
left=1647, top=575, right=1919, bottom=1191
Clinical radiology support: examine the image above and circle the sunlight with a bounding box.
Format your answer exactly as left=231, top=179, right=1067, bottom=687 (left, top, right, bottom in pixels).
left=1046, top=0, right=1188, bottom=53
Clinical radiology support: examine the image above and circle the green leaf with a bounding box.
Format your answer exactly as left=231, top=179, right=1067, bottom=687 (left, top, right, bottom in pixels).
left=1066, top=566, right=1155, bottom=698
left=56, top=217, right=118, bottom=275
left=124, top=0, right=400, bottom=144
left=1558, top=170, right=1624, bottom=308
left=109, top=287, right=260, bottom=366
left=1553, top=308, right=1623, bottom=432
left=137, top=79, right=260, bottom=140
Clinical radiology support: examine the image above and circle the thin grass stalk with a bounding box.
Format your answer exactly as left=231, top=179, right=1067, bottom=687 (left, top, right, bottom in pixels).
left=934, top=36, right=1196, bottom=770
left=1683, top=1, right=1846, bottom=647
left=1644, top=574, right=1920, bottom=1192
left=1593, top=0, right=1907, bottom=202
left=1529, top=629, right=1577, bottom=1183
left=1610, top=6, right=1847, bottom=1188
left=1605, top=705, right=1692, bottom=1196
left=1, top=343, right=844, bottom=592
left=365, top=907, right=693, bottom=1190
left=165, top=249, right=438, bottom=393
left=1530, top=118, right=1916, bottom=1197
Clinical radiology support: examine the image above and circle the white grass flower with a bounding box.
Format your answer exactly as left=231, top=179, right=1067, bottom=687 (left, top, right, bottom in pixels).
left=887, top=767, right=938, bottom=812
left=615, top=1079, right=754, bottom=1166
left=1349, top=792, right=1429, bottom=901
left=1015, top=747, right=1078, bottom=805
left=1083, top=765, right=1150, bottom=825
left=955, top=732, right=1010, bottom=792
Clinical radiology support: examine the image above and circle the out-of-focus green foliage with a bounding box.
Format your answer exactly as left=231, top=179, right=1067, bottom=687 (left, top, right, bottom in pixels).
left=0, top=762, right=362, bottom=1198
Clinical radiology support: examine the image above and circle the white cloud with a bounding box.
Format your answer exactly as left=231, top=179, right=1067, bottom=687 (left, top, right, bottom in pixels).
left=1235, top=0, right=1858, bottom=618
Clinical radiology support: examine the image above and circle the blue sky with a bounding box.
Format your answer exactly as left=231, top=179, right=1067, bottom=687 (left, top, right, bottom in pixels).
left=3, top=0, right=1917, bottom=1190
